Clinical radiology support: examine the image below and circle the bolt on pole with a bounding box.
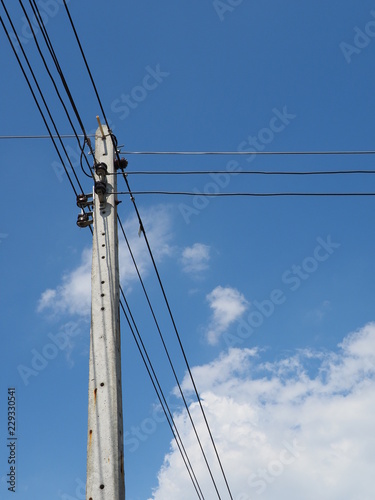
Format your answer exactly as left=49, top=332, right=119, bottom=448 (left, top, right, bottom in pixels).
left=86, top=125, right=125, bottom=499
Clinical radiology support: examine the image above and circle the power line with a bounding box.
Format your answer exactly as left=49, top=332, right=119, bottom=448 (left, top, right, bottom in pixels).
left=115, top=191, right=375, bottom=197
left=116, top=169, right=375, bottom=176
left=117, top=165, right=235, bottom=500
left=27, top=0, right=97, bottom=164
left=121, top=150, right=375, bottom=156
left=0, top=134, right=92, bottom=139
left=21, top=0, right=94, bottom=179
left=117, top=215, right=211, bottom=498
left=0, top=5, right=81, bottom=197
left=118, top=284, right=205, bottom=499
left=1, top=138, right=375, bottom=157
left=62, top=0, right=110, bottom=129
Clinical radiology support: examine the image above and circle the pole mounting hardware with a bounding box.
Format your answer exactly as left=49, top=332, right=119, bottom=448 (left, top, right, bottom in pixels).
left=77, top=212, right=93, bottom=228
left=77, top=193, right=94, bottom=209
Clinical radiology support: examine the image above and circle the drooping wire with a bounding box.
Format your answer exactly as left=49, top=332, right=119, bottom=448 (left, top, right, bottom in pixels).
left=80, top=137, right=94, bottom=178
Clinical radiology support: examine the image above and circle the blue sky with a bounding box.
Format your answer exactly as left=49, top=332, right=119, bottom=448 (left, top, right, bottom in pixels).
left=1, top=1, right=375, bottom=499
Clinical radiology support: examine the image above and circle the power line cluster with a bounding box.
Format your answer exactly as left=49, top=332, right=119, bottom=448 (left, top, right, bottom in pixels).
left=0, top=2, right=236, bottom=498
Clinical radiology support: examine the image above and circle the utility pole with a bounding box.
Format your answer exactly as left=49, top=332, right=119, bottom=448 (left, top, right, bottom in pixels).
left=82, top=124, right=125, bottom=499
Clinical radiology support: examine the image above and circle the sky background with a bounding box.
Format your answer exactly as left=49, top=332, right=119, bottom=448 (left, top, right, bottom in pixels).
left=1, top=1, right=375, bottom=499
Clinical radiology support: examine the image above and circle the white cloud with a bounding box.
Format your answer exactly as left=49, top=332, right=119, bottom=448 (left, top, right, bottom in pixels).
left=37, top=205, right=174, bottom=316
left=206, top=286, right=249, bottom=345
left=150, top=323, right=375, bottom=500
left=181, top=243, right=210, bottom=274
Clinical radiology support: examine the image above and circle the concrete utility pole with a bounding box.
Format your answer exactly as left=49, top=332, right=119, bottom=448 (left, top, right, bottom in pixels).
left=85, top=125, right=125, bottom=499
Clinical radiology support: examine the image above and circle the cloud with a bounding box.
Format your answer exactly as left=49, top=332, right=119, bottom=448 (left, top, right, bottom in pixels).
left=206, top=286, right=249, bottom=345
left=181, top=243, right=210, bottom=274
left=37, top=205, right=174, bottom=316
left=150, top=323, right=375, bottom=500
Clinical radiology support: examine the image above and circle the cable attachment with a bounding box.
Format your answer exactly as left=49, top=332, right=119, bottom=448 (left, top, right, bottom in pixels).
left=115, top=157, right=128, bottom=170
left=76, top=193, right=93, bottom=209
left=77, top=212, right=93, bottom=228
left=95, top=162, right=108, bottom=179
left=76, top=193, right=93, bottom=228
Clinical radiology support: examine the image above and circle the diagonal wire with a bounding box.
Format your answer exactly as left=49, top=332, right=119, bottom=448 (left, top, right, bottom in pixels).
left=61, top=0, right=110, bottom=129
left=117, top=176, right=233, bottom=499
left=118, top=215, right=211, bottom=499
left=119, top=284, right=205, bottom=500
left=27, top=0, right=97, bottom=165
left=0, top=6, right=80, bottom=197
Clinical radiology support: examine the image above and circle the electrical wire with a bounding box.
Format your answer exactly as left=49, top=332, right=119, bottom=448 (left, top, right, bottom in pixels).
left=61, top=2, right=235, bottom=494
left=121, top=150, right=375, bottom=156
left=80, top=137, right=94, bottom=178
left=118, top=284, right=205, bottom=499
left=113, top=169, right=375, bottom=176
left=0, top=7, right=80, bottom=197
left=27, top=0, right=97, bottom=165
left=116, top=159, right=234, bottom=500
left=115, top=191, right=375, bottom=197
left=0, top=134, right=92, bottom=139
left=117, top=215, right=216, bottom=498
left=62, top=0, right=110, bottom=129
left=20, top=0, right=95, bottom=177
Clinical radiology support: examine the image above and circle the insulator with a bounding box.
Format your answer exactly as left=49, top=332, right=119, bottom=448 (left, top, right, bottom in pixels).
left=95, top=162, right=108, bottom=177
left=77, top=194, right=89, bottom=208
left=95, top=181, right=107, bottom=197
left=77, top=213, right=93, bottom=228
